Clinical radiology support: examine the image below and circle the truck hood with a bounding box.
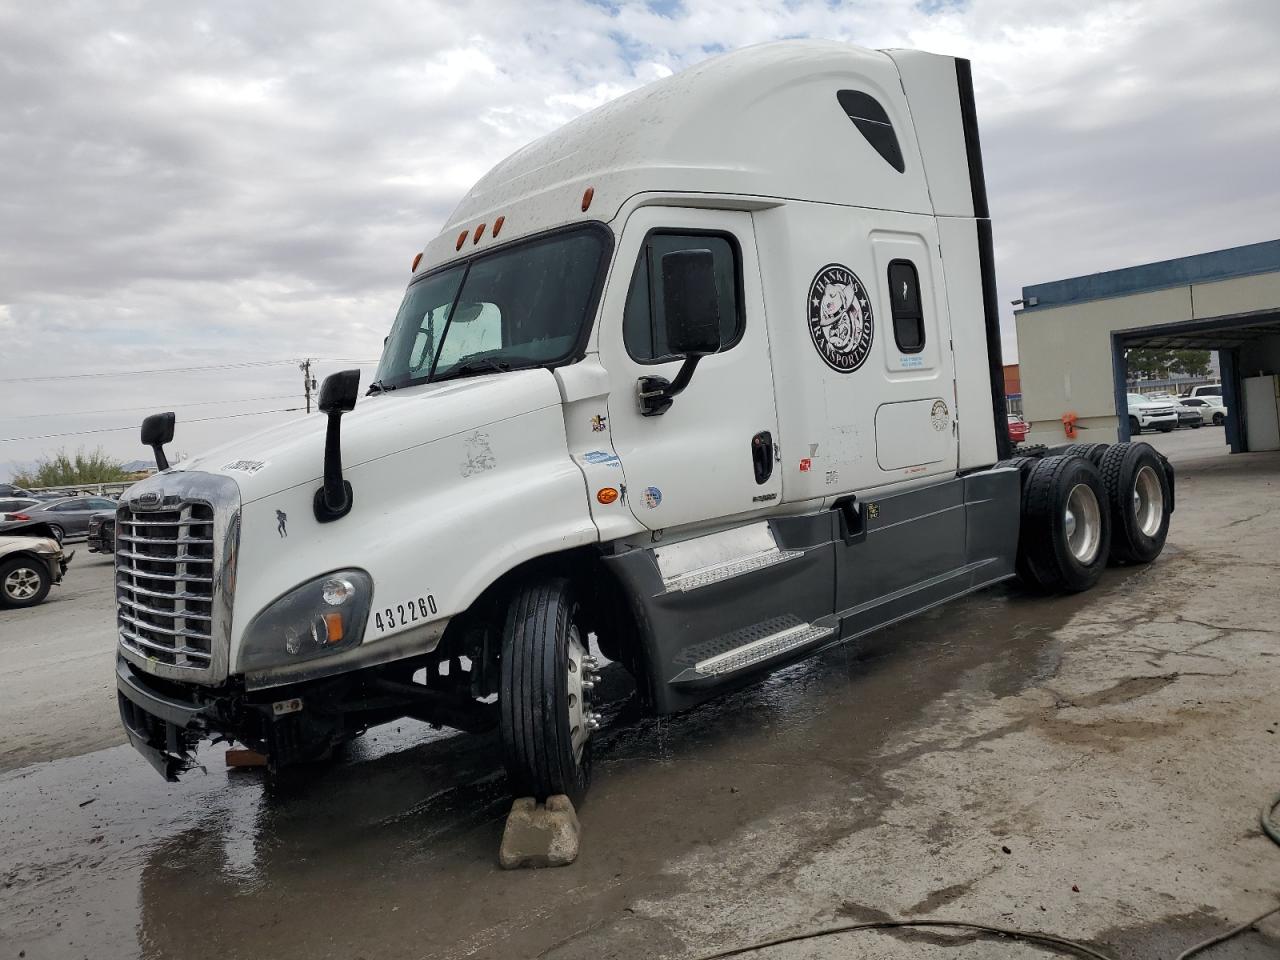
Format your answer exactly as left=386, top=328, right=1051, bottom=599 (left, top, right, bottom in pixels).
left=174, top=369, right=565, bottom=503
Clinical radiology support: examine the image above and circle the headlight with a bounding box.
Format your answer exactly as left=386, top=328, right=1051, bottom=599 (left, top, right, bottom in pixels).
left=240, top=569, right=372, bottom=672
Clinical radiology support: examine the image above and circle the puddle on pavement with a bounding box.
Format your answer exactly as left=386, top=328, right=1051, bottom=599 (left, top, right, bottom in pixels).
left=0, top=577, right=1134, bottom=960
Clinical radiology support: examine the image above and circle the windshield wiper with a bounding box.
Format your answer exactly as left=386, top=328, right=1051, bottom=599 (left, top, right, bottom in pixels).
left=432, top=355, right=536, bottom=383
left=366, top=379, right=399, bottom=396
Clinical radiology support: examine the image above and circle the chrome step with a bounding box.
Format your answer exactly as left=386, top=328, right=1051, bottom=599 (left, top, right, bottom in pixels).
left=692, top=621, right=834, bottom=678
left=662, top=547, right=803, bottom=593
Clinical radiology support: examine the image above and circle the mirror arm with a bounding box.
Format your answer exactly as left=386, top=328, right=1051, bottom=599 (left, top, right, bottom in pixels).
left=637, top=353, right=705, bottom=417
left=314, top=410, right=354, bottom=522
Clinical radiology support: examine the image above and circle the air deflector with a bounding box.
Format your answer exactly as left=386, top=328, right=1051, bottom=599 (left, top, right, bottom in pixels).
left=837, top=90, right=905, bottom=173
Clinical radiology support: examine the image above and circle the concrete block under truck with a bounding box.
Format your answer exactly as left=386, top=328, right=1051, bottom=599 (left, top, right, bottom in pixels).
left=114, top=41, right=1175, bottom=802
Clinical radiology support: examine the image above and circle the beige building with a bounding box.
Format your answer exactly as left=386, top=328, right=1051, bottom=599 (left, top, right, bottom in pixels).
left=1014, top=239, right=1280, bottom=452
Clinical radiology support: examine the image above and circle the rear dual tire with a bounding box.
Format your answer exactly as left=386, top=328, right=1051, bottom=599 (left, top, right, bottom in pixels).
left=1016, top=456, right=1111, bottom=593
left=1099, top=442, right=1172, bottom=564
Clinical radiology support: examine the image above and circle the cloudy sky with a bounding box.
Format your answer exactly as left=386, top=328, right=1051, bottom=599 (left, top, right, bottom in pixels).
left=2, top=0, right=1278, bottom=479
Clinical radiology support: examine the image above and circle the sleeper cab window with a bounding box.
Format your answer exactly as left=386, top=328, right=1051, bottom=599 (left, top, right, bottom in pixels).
left=623, top=231, right=744, bottom=363
left=888, top=259, right=925, bottom=354
left=836, top=90, right=905, bottom=173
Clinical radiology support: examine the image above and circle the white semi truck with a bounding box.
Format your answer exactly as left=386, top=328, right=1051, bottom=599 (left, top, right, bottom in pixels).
left=115, top=41, right=1174, bottom=801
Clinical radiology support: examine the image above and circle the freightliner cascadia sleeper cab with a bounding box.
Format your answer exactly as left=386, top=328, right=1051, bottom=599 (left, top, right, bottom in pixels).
left=114, top=41, right=1174, bottom=801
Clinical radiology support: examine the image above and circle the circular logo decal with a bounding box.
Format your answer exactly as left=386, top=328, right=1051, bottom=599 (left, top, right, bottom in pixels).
left=807, top=263, right=874, bottom=373
left=642, top=486, right=662, bottom=509
left=931, top=400, right=950, bottom=432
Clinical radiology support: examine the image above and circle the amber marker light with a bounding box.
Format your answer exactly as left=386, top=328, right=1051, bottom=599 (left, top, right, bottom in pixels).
left=492, top=215, right=505, bottom=237
left=322, top=612, right=344, bottom=644
left=456, top=230, right=468, bottom=251
left=596, top=487, right=619, bottom=505
left=411, top=252, right=423, bottom=272
left=473, top=223, right=486, bottom=244
left=581, top=186, right=594, bottom=212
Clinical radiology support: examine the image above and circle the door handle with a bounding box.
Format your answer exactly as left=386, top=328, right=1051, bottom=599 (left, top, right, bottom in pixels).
left=751, top=431, right=773, bottom=485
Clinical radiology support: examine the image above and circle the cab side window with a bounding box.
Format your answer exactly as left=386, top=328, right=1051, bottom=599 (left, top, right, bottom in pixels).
left=623, top=232, right=743, bottom=363
left=888, top=259, right=925, bottom=354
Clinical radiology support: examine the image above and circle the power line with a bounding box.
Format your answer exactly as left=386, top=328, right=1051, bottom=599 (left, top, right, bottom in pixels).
left=0, top=407, right=306, bottom=443
left=0, top=394, right=301, bottom=422
left=5, top=359, right=302, bottom=383
left=4, top=357, right=381, bottom=384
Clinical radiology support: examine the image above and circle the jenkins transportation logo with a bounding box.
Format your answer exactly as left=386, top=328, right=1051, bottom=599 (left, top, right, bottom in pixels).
left=807, top=263, right=874, bottom=373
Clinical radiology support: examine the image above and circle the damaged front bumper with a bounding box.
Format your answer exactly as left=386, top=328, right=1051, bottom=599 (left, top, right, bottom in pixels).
left=116, top=656, right=215, bottom=780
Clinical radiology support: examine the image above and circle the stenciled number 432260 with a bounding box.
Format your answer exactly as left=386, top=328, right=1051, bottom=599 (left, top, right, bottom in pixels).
left=376, top=595, right=437, bottom=631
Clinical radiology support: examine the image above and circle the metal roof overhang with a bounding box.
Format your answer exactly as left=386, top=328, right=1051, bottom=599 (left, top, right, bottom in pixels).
left=1114, top=309, right=1280, bottom=350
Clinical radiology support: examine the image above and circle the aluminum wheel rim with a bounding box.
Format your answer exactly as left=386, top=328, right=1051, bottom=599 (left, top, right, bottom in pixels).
left=565, top=625, right=591, bottom=764
left=1063, top=483, right=1102, bottom=564
left=4, top=566, right=41, bottom=601
left=1133, top=465, right=1164, bottom=538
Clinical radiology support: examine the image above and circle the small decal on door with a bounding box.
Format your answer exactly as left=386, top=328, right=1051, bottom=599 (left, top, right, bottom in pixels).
left=276, top=510, right=288, bottom=538
left=583, top=450, right=621, bottom=466
left=642, top=486, right=662, bottom=509
left=590, top=414, right=608, bottom=432
left=799, top=458, right=812, bottom=472
left=931, top=400, right=950, bottom=432
left=807, top=263, right=874, bottom=373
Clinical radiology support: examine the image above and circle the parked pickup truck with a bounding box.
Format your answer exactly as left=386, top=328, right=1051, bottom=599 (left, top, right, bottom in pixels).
left=112, top=41, right=1176, bottom=801
left=1127, top=393, right=1180, bottom=434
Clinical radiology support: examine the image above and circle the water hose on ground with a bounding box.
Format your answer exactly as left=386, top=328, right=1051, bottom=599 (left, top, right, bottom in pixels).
left=690, top=793, right=1280, bottom=960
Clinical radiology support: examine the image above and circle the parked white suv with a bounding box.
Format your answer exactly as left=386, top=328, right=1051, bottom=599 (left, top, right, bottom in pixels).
left=1127, top=393, right=1179, bottom=434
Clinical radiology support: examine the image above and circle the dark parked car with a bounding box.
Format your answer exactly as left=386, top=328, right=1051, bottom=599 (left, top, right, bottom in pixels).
left=0, top=496, right=119, bottom=542
left=0, top=498, right=41, bottom=515
left=87, top=511, right=117, bottom=554
left=0, top=483, right=36, bottom=499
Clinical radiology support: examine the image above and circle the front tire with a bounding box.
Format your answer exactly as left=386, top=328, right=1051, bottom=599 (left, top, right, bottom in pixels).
left=1099, top=442, right=1172, bottom=564
left=1129, top=416, right=1141, bottom=436
left=1016, top=456, right=1111, bottom=593
left=47, top=524, right=65, bottom=544
left=1213, top=413, right=1225, bottom=426
left=499, top=578, right=596, bottom=802
left=0, top=557, right=51, bottom=608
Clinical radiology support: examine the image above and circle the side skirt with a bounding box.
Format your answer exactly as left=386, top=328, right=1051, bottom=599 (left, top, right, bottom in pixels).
left=603, top=468, right=1022, bottom=714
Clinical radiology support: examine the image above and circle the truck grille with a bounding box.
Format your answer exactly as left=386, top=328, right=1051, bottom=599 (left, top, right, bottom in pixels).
left=114, top=473, right=239, bottom=683
left=116, top=502, right=217, bottom=670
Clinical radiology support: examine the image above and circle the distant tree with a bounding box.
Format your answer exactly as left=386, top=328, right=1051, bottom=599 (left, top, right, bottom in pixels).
left=1126, top=348, right=1176, bottom=380
left=1169, top=350, right=1212, bottom=378
left=12, top=447, right=130, bottom=488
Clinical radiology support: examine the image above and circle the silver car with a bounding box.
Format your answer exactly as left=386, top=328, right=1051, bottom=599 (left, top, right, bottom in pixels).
left=0, top=495, right=119, bottom=543
left=0, top=535, right=70, bottom=608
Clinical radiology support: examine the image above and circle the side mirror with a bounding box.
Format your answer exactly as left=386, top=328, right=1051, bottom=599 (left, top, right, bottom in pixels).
left=141, top=412, right=176, bottom=472
left=637, top=250, right=722, bottom=417
left=314, top=370, right=360, bottom=523
left=318, top=369, right=360, bottom=414
left=661, top=249, right=722, bottom=356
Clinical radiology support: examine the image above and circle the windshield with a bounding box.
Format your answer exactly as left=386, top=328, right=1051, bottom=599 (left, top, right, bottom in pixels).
left=373, top=225, right=611, bottom=390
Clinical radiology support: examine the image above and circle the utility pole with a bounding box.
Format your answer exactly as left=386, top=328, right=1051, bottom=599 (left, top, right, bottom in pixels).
left=300, top=359, right=317, bottom=413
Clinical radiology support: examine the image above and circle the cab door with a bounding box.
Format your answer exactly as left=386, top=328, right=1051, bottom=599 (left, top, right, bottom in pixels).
left=600, top=207, right=780, bottom=531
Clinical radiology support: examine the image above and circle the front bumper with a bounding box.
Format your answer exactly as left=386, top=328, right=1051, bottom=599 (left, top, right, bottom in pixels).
left=116, top=657, right=216, bottom=780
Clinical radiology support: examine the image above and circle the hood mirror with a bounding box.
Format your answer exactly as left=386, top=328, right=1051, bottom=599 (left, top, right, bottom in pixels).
left=314, top=370, right=360, bottom=523
left=141, top=412, right=176, bottom=471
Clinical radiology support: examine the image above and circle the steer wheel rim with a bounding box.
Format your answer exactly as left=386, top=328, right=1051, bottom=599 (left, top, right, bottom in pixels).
left=1063, top=483, right=1102, bottom=564
left=4, top=566, right=41, bottom=600
left=565, top=625, right=593, bottom=764
left=1133, top=465, right=1164, bottom=537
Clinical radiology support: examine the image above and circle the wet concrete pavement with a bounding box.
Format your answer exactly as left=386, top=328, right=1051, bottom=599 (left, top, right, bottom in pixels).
left=2, top=429, right=1278, bottom=960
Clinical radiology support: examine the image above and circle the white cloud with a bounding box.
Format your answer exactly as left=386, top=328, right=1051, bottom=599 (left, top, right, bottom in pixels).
left=1, top=0, right=1278, bottom=474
